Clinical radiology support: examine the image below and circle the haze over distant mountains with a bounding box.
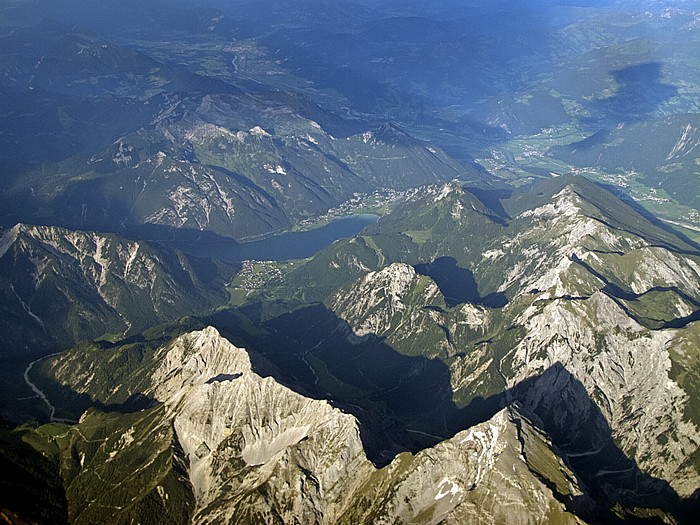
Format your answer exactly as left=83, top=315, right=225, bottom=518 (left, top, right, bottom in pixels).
left=1, top=1, right=699, bottom=524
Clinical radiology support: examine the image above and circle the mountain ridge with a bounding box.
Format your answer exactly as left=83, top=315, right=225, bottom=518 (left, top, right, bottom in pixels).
left=24, top=326, right=589, bottom=524
left=228, top=174, right=700, bottom=520
left=2, top=3, right=700, bottom=523
left=0, top=223, right=237, bottom=358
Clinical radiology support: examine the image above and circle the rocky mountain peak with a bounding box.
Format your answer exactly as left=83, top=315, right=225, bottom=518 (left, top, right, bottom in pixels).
left=0, top=223, right=22, bottom=259
left=358, top=122, right=418, bottom=147
left=141, top=328, right=370, bottom=522
left=149, top=327, right=253, bottom=403
left=368, top=262, right=421, bottom=297
left=330, top=262, right=442, bottom=338
left=521, top=185, right=582, bottom=221
left=38, top=327, right=588, bottom=524
left=373, top=121, right=412, bottom=141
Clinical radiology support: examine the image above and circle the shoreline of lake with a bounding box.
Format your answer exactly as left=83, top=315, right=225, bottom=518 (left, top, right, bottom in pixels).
left=169, top=214, right=379, bottom=263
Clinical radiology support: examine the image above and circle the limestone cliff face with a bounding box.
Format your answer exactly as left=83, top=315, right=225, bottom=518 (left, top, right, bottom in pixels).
left=146, top=328, right=581, bottom=524
left=0, top=224, right=234, bottom=355
left=345, top=406, right=585, bottom=525
left=146, top=327, right=371, bottom=524
left=327, top=182, right=700, bottom=502
left=484, top=186, right=700, bottom=497
left=31, top=177, right=700, bottom=522
left=328, top=263, right=452, bottom=357
left=48, top=327, right=582, bottom=524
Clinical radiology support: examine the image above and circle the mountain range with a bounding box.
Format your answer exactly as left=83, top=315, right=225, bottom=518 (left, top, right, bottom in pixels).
left=1, top=1, right=700, bottom=524
left=0, top=223, right=236, bottom=359
left=3, top=175, right=696, bottom=523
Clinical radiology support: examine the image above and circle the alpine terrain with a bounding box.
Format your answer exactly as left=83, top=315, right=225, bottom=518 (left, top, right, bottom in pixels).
left=1, top=1, right=700, bottom=524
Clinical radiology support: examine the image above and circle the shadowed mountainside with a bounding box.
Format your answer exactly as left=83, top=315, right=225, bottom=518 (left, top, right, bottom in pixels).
left=19, top=316, right=700, bottom=524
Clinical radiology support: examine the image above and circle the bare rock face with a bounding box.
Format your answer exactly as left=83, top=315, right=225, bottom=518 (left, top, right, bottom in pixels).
left=345, top=407, right=584, bottom=525
left=147, top=327, right=372, bottom=524
left=442, top=409, right=586, bottom=525
left=328, top=263, right=450, bottom=355
left=32, top=179, right=699, bottom=523
left=0, top=224, right=234, bottom=356
left=49, top=327, right=582, bottom=524
left=147, top=328, right=577, bottom=524
left=482, top=186, right=700, bottom=498
left=326, top=180, right=700, bottom=509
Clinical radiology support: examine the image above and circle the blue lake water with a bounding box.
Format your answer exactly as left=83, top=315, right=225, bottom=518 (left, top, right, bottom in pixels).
left=174, top=214, right=379, bottom=263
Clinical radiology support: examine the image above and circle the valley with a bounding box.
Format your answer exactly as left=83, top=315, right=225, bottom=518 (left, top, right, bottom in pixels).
left=1, top=1, right=700, bottom=524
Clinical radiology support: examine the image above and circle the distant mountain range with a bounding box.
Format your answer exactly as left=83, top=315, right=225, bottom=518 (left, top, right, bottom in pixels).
left=1, top=2, right=700, bottom=524
left=5, top=175, right=696, bottom=523
left=0, top=23, right=483, bottom=241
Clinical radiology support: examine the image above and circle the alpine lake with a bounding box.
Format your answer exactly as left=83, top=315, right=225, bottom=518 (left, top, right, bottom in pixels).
left=170, top=214, right=379, bottom=263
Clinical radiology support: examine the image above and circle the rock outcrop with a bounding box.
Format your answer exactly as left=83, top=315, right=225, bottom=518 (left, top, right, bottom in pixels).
left=0, top=224, right=234, bottom=356
left=44, top=327, right=583, bottom=524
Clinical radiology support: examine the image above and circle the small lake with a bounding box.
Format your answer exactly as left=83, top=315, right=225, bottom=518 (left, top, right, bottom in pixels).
left=173, top=214, right=379, bottom=263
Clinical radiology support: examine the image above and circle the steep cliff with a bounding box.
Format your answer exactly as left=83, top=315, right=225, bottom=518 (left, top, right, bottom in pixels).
left=0, top=224, right=235, bottom=357
left=36, top=327, right=583, bottom=524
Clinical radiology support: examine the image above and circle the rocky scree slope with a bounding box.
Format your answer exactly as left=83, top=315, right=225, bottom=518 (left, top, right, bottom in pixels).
left=36, top=327, right=584, bottom=525
left=0, top=223, right=235, bottom=357
left=318, top=177, right=700, bottom=514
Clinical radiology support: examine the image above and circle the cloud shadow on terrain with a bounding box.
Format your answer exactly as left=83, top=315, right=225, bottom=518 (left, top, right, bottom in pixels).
left=205, top=303, right=698, bottom=524
left=586, top=62, right=678, bottom=127
left=556, top=62, right=680, bottom=161
left=550, top=62, right=680, bottom=170
left=462, top=186, right=513, bottom=221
